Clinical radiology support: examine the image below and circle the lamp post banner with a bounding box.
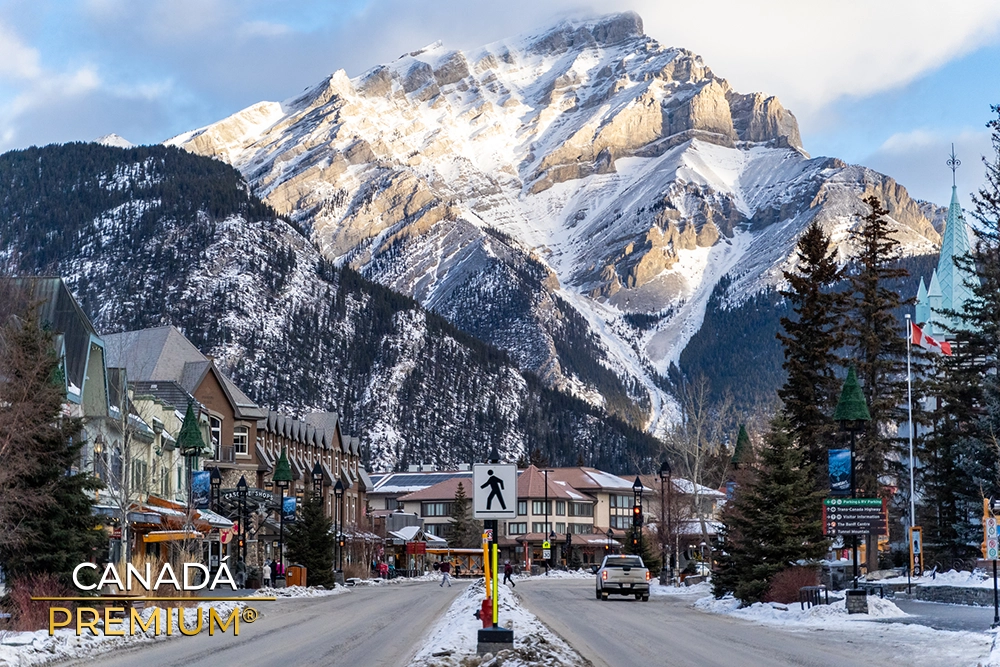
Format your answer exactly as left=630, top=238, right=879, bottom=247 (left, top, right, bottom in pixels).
left=828, top=449, right=851, bottom=496
left=282, top=496, right=297, bottom=523
left=192, top=471, right=211, bottom=509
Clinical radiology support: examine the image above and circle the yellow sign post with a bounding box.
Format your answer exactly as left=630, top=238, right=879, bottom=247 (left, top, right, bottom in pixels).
left=482, top=532, right=491, bottom=601
left=491, top=544, right=499, bottom=626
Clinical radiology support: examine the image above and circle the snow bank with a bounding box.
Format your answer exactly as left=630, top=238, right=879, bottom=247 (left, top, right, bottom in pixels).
left=524, top=569, right=593, bottom=580
left=878, top=569, right=994, bottom=589
left=255, top=584, right=349, bottom=598
left=650, top=581, right=712, bottom=597
left=695, top=594, right=907, bottom=626
left=410, top=579, right=585, bottom=667
left=351, top=572, right=440, bottom=586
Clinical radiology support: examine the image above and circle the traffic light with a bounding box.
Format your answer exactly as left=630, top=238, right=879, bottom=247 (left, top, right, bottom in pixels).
left=632, top=504, right=642, bottom=527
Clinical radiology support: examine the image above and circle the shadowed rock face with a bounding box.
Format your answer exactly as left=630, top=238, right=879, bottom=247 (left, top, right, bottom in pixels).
left=170, top=12, right=942, bottom=435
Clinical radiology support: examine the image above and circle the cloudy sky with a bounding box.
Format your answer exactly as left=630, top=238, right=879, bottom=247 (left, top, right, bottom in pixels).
left=1, top=0, right=997, bottom=206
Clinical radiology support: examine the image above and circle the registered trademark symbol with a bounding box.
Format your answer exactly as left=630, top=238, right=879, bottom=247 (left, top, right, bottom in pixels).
left=241, top=607, right=259, bottom=623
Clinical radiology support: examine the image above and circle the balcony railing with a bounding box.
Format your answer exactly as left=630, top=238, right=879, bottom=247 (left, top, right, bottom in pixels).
left=212, top=445, right=235, bottom=463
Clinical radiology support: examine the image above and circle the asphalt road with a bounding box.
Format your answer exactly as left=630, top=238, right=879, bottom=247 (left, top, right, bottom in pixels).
left=514, top=578, right=986, bottom=667
left=891, top=598, right=997, bottom=632
left=53, top=581, right=466, bottom=667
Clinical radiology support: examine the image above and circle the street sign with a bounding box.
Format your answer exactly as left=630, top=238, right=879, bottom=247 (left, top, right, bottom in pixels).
left=823, top=498, right=887, bottom=536
left=542, top=540, right=550, bottom=549
left=986, top=517, right=998, bottom=560
left=473, top=463, right=517, bottom=519
left=484, top=529, right=494, bottom=542
left=543, top=549, right=551, bottom=559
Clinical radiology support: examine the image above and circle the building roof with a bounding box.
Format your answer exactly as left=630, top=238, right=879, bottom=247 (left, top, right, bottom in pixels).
left=13, top=277, right=104, bottom=404
left=370, top=470, right=477, bottom=496
left=104, top=325, right=264, bottom=420
left=131, top=380, right=201, bottom=412
left=548, top=467, right=652, bottom=494
left=517, top=466, right=578, bottom=500
left=397, top=476, right=475, bottom=502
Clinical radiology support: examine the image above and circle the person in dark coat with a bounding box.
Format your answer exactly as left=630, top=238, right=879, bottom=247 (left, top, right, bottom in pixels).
left=439, top=560, right=452, bottom=587
left=503, top=560, right=515, bottom=588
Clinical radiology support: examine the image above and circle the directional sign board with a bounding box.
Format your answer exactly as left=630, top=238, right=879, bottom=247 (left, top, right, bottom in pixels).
left=823, top=498, right=887, bottom=536
left=473, top=463, right=517, bottom=519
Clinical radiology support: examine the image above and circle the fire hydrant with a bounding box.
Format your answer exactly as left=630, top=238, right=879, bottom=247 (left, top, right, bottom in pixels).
left=475, top=598, right=493, bottom=628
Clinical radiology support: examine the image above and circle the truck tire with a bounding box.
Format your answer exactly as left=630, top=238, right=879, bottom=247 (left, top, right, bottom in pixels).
left=642, top=594, right=650, bottom=601
left=635, top=593, right=642, bottom=600
left=601, top=591, right=609, bottom=601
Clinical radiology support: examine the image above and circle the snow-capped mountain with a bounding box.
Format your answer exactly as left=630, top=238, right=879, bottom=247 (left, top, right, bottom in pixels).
left=169, top=12, right=941, bottom=434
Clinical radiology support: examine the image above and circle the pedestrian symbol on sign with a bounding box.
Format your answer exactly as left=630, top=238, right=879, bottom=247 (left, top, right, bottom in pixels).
left=473, top=463, right=517, bottom=519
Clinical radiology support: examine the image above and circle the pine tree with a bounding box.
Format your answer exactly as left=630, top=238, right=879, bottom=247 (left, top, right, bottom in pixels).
left=0, top=304, right=104, bottom=586
left=448, top=482, right=482, bottom=548
left=713, top=416, right=826, bottom=605
left=776, top=220, right=842, bottom=490
left=839, top=195, right=912, bottom=569
left=285, top=492, right=335, bottom=587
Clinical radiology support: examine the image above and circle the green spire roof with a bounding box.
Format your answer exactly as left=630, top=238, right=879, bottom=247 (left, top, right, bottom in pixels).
left=833, top=367, right=871, bottom=423
left=731, top=424, right=751, bottom=467
left=273, top=447, right=292, bottom=483
left=177, top=401, right=207, bottom=456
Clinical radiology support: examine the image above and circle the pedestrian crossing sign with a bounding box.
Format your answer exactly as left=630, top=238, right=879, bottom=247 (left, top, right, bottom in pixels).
left=473, top=463, right=517, bottom=519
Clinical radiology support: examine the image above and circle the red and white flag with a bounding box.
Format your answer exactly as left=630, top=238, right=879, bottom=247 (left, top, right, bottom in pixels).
left=910, top=322, right=952, bottom=356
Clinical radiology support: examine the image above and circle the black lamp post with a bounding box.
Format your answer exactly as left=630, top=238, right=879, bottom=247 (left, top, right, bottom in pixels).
left=631, top=476, right=643, bottom=553
left=606, top=527, right=614, bottom=554
left=312, top=461, right=324, bottom=499
left=833, top=366, right=871, bottom=588
left=236, top=475, right=248, bottom=565
left=548, top=530, right=556, bottom=569
left=210, top=467, right=222, bottom=513
left=659, top=460, right=672, bottom=580
left=273, top=448, right=292, bottom=574
left=334, top=479, right=345, bottom=572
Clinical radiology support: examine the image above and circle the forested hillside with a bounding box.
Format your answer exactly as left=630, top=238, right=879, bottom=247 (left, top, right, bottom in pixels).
left=0, top=143, right=659, bottom=472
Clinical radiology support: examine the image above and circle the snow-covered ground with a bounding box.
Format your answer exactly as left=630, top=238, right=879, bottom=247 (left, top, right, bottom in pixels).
left=351, top=572, right=440, bottom=586
left=0, top=600, right=241, bottom=666
left=696, top=594, right=993, bottom=666
left=410, top=579, right=585, bottom=666
left=650, top=580, right=712, bottom=597
left=255, top=584, right=349, bottom=598
left=878, top=569, right=996, bottom=589
left=519, top=568, right=593, bottom=581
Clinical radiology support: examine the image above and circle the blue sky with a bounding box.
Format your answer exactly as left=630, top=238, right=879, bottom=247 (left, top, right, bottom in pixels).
left=0, top=0, right=997, bottom=207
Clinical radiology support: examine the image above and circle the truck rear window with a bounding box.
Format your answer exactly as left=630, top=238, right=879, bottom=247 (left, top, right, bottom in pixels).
left=604, top=557, right=643, bottom=568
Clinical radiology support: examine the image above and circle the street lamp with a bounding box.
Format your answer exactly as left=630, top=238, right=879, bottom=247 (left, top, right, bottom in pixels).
left=334, top=479, right=345, bottom=572
left=659, top=461, right=672, bottom=581
left=210, top=467, right=222, bottom=513
left=312, top=461, right=324, bottom=499
left=236, top=475, right=248, bottom=566
left=606, top=528, right=614, bottom=554
left=631, top=476, right=643, bottom=553
left=272, top=448, right=292, bottom=576
left=833, top=366, right=871, bottom=588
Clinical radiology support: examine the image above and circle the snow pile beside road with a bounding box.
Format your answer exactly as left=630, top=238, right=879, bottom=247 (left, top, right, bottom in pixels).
left=0, top=600, right=241, bottom=666
left=410, top=579, right=585, bottom=667
left=256, top=584, right=348, bottom=598
left=353, top=572, right=440, bottom=586
left=878, top=569, right=993, bottom=588
left=650, top=581, right=712, bottom=597
left=695, top=594, right=907, bottom=626
left=527, top=569, right=593, bottom=580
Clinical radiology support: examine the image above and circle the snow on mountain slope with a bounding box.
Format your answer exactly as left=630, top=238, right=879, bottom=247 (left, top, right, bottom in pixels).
left=169, top=11, right=942, bottom=434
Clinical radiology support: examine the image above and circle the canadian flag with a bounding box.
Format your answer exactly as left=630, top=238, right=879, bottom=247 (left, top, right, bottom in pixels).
left=911, top=322, right=953, bottom=356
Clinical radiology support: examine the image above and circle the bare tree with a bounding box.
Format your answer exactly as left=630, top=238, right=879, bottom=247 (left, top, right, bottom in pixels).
left=663, top=375, right=734, bottom=548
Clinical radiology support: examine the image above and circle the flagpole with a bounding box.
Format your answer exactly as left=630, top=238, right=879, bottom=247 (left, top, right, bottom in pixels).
left=906, top=314, right=915, bottom=535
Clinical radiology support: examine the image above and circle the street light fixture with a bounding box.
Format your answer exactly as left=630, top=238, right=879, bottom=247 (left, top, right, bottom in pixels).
left=312, top=461, right=324, bottom=499
left=334, top=479, right=345, bottom=572
left=833, top=366, right=871, bottom=588
left=658, top=460, right=672, bottom=580
left=606, top=527, right=614, bottom=554
left=272, top=448, right=293, bottom=575
left=631, top=476, right=643, bottom=553
left=236, top=475, right=248, bottom=566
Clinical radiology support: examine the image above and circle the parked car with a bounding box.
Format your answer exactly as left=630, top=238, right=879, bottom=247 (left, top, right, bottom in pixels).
left=595, top=554, right=650, bottom=601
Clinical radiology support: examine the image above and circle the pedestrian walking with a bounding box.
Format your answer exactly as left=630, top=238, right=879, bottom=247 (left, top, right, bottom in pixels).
left=503, top=560, right=515, bottom=588
left=439, top=560, right=452, bottom=587
left=262, top=561, right=272, bottom=588
left=378, top=561, right=389, bottom=579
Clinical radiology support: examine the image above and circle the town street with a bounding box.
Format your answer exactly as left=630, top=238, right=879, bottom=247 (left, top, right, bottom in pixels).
left=52, top=581, right=467, bottom=667
left=514, top=578, right=988, bottom=667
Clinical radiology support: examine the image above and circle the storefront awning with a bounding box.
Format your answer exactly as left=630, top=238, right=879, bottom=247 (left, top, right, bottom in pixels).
left=143, top=530, right=202, bottom=543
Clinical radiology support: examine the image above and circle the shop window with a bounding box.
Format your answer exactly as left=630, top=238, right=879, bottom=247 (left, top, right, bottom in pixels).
left=556, top=501, right=566, bottom=516
left=234, top=426, right=249, bottom=455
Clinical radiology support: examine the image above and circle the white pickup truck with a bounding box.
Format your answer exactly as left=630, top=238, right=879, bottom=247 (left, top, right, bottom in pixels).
left=595, top=554, right=650, bottom=601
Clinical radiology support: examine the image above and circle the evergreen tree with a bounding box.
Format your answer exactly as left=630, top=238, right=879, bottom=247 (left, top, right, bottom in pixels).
left=776, top=221, right=842, bottom=490
left=948, top=105, right=1000, bottom=548
left=0, top=305, right=103, bottom=586
left=285, top=492, right=335, bottom=587
left=448, top=482, right=482, bottom=548
left=713, top=416, right=826, bottom=605
left=731, top=424, right=753, bottom=470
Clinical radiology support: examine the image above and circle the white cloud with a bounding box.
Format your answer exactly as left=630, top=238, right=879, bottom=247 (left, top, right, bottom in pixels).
left=0, top=22, right=42, bottom=80
left=862, top=127, right=993, bottom=206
